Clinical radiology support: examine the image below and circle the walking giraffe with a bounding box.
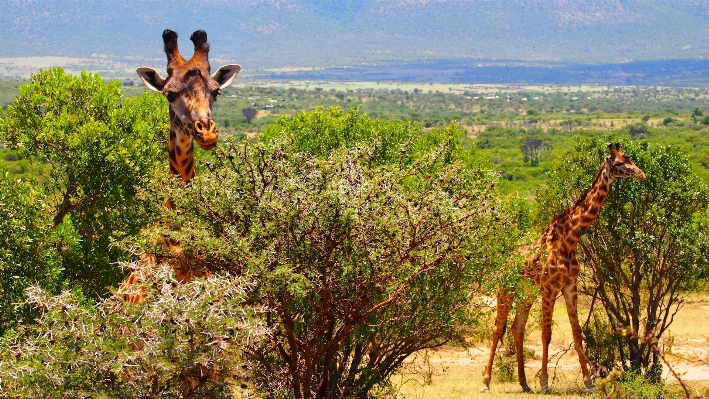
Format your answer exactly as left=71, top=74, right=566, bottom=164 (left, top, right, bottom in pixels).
left=119, top=29, right=241, bottom=302
left=481, top=143, right=646, bottom=393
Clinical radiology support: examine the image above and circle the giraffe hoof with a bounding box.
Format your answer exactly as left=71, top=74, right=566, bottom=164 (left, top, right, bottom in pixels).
left=521, top=386, right=532, bottom=393
left=480, top=387, right=490, bottom=393
left=540, top=386, right=551, bottom=394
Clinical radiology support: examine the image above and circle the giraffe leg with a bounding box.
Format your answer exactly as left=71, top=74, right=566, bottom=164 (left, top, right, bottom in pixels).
left=481, top=293, right=514, bottom=393
left=563, top=281, right=594, bottom=390
left=540, top=288, right=557, bottom=394
left=511, top=294, right=535, bottom=392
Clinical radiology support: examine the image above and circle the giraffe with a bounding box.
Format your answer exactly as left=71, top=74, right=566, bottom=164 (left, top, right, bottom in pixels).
left=119, top=29, right=241, bottom=303
left=481, top=143, right=646, bottom=394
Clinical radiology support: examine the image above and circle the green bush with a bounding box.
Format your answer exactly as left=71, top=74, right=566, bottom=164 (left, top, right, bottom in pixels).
left=0, top=169, right=62, bottom=334
left=0, top=263, right=264, bottom=398
left=0, top=67, right=167, bottom=297
left=596, top=371, right=684, bottom=399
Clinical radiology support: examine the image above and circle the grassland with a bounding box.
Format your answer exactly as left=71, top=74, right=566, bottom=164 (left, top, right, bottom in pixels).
left=397, top=291, right=709, bottom=399
left=6, top=78, right=709, bottom=196
left=2, top=76, right=709, bottom=398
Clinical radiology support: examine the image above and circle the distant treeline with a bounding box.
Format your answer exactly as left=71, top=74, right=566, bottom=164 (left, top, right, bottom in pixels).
left=259, top=59, right=709, bottom=87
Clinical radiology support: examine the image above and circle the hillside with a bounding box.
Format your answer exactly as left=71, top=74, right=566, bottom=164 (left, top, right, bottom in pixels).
left=3, top=0, right=709, bottom=68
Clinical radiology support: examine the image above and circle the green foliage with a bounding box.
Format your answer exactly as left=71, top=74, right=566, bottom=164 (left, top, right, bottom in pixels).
left=0, top=264, right=264, bottom=398
left=0, top=67, right=167, bottom=297
left=493, top=353, right=517, bottom=383
left=628, top=123, right=649, bottom=138
left=582, top=311, right=620, bottom=374
left=155, top=109, right=520, bottom=398
left=260, top=106, right=483, bottom=169
left=595, top=371, right=684, bottom=399
left=538, top=135, right=709, bottom=374
left=0, top=170, right=62, bottom=334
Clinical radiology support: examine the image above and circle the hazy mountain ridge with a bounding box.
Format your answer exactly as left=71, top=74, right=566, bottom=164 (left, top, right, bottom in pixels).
left=2, top=0, right=709, bottom=68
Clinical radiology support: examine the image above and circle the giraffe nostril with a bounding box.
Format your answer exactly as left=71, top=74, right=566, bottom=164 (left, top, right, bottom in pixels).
left=194, top=120, right=205, bottom=133
left=194, top=120, right=216, bottom=134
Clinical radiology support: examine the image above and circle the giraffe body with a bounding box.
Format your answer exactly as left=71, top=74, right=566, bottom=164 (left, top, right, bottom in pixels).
left=119, top=29, right=240, bottom=303
left=482, top=144, right=646, bottom=393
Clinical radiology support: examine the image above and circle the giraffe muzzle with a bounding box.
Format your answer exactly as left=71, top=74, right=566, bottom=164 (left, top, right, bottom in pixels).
left=193, top=119, right=218, bottom=149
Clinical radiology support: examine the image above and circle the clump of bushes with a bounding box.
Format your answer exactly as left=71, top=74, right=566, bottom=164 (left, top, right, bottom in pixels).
left=156, top=107, right=522, bottom=398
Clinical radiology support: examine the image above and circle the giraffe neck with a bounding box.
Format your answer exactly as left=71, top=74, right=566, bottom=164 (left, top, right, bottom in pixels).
left=562, top=162, right=613, bottom=250
left=168, top=108, right=196, bottom=183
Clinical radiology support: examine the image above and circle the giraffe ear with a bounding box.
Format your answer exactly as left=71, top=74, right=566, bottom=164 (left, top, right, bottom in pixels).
left=212, top=64, right=241, bottom=89
left=136, top=67, right=166, bottom=92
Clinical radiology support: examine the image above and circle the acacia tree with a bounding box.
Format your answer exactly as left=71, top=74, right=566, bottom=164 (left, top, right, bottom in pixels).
left=0, top=67, right=166, bottom=297
left=520, top=136, right=551, bottom=166
left=158, top=108, right=521, bottom=399
left=537, top=136, right=709, bottom=377
left=242, top=107, right=258, bottom=124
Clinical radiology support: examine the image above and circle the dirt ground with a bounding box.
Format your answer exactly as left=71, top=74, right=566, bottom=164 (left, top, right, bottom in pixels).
left=396, top=292, right=709, bottom=398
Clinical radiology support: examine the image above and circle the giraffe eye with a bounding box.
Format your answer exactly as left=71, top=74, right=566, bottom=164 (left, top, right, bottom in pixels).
left=165, top=92, right=178, bottom=102
left=212, top=90, right=220, bottom=100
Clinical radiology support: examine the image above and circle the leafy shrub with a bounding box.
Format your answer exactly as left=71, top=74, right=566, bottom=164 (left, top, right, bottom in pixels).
left=628, top=123, right=649, bottom=138
left=0, top=170, right=62, bottom=334
left=0, top=67, right=166, bottom=297
left=596, top=371, right=683, bottom=399
left=582, top=311, right=619, bottom=375
left=0, top=263, right=265, bottom=399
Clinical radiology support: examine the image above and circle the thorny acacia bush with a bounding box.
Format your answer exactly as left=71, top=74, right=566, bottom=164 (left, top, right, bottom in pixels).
left=155, top=108, right=523, bottom=399
left=537, top=135, right=709, bottom=378
left=0, top=67, right=166, bottom=298
left=0, top=263, right=266, bottom=399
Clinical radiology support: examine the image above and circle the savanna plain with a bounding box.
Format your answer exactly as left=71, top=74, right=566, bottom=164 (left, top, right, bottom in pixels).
left=1, top=73, right=709, bottom=398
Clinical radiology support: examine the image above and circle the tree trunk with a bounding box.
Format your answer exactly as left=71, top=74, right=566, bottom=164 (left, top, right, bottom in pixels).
left=628, top=336, right=642, bottom=371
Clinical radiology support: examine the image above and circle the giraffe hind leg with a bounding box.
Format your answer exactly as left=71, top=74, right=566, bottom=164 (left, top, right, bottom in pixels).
left=563, top=281, right=594, bottom=390
left=539, top=288, right=558, bottom=394
left=481, top=293, right=514, bottom=393
left=511, top=297, right=534, bottom=393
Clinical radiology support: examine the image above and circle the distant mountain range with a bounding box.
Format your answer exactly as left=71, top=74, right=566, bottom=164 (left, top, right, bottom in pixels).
left=3, top=0, right=709, bottom=69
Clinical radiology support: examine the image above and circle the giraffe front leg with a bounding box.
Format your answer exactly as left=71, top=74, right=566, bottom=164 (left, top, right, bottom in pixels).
left=563, top=281, right=594, bottom=390
left=540, top=289, right=557, bottom=394
left=481, top=293, right=513, bottom=393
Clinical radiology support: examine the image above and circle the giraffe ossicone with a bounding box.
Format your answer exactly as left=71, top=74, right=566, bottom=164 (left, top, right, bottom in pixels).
left=481, top=143, right=646, bottom=394
left=120, top=29, right=241, bottom=303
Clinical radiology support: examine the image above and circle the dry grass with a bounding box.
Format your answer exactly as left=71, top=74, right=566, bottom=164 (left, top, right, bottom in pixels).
left=395, top=291, right=709, bottom=399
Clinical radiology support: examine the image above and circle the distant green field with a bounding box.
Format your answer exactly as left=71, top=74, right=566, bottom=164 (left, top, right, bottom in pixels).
left=4, top=77, right=709, bottom=197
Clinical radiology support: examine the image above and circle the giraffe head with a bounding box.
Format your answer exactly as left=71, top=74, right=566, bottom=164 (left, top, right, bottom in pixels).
left=136, top=29, right=241, bottom=150
left=606, top=143, right=646, bottom=180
